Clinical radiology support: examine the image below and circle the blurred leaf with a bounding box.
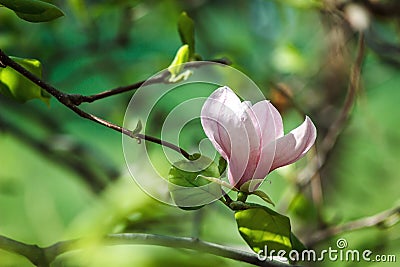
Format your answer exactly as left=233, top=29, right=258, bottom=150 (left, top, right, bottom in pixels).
left=287, top=193, right=317, bottom=221
left=178, top=11, right=195, bottom=58
left=272, top=43, right=306, bottom=74
left=235, top=204, right=292, bottom=254
left=167, top=44, right=192, bottom=82
left=0, top=0, right=64, bottom=22
left=168, top=154, right=220, bottom=210
left=290, top=232, right=306, bottom=252
left=0, top=57, right=51, bottom=105
left=0, top=80, right=13, bottom=98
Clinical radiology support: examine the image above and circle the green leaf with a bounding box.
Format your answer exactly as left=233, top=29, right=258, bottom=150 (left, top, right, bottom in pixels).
left=235, top=204, right=292, bottom=254
left=178, top=12, right=195, bottom=59
left=218, top=156, right=227, bottom=175
left=0, top=0, right=64, bottom=22
left=167, top=44, right=192, bottom=82
left=130, top=120, right=143, bottom=143
left=239, top=179, right=265, bottom=193
left=0, top=57, right=51, bottom=105
left=251, top=190, right=275, bottom=206
left=168, top=154, right=221, bottom=210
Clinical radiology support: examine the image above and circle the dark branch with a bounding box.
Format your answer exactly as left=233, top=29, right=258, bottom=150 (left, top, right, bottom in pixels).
left=0, top=49, right=190, bottom=160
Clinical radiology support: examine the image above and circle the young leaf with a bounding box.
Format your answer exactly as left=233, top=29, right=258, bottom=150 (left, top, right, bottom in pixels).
left=167, top=44, right=192, bottom=82
left=251, top=190, right=275, bottom=206
left=239, top=179, right=265, bottom=193
left=178, top=12, right=195, bottom=58
left=0, top=57, right=51, bottom=105
left=0, top=0, right=64, bottom=23
left=168, top=154, right=221, bottom=210
left=235, top=204, right=292, bottom=254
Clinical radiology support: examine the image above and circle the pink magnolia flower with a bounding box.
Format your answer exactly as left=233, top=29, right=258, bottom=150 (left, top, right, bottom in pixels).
left=201, top=86, right=316, bottom=190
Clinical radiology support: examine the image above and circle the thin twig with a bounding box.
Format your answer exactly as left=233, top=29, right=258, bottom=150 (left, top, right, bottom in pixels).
left=67, top=77, right=161, bottom=105
left=307, top=205, right=400, bottom=247
left=0, top=50, right=190, bottom=160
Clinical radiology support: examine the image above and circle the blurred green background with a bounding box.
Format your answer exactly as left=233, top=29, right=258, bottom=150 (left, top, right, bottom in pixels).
left=0, top=0, right=399, bottom=266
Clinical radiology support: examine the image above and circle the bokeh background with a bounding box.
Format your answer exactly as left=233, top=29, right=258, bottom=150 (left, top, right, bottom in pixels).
left=0, top=0, right=399, bottom=266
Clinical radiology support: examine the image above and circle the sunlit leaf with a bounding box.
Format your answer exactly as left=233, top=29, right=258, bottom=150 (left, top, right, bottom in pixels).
left=0, top=57, right=51, bottom=105
left=167, top=44, right=192, bottom=82
left=235, top=204, right=292, bottom=254
left=0, top=0, right=64, bottom=22
left=168, top=154, right=221, bottom=210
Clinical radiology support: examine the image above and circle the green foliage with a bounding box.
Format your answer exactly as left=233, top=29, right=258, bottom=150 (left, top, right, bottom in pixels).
left=0, top=57, right=51, bottom=105
left=0, top=0, right=64, bottom=22
left=235, top=204, right=292, bottom=254
left=168, top=154, right=220, bottom=210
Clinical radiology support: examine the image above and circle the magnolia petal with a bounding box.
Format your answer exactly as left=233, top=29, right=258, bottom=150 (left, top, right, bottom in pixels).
left=270, top=116, right=317, bottom=171
left=252, top=100, right=284, bottom=142
left=233, top=100, right=263, bottom=187
left=252, top=139, right=276, bottom=180
left=250, top=101, right=283, bottom=180
left=201, top=86, right=260, bottom=187
left=201, top=86, right=242, bottom=159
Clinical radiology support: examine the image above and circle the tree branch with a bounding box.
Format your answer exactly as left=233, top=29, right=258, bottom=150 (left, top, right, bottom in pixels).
left=0, top=49, right=190, bottom=160
left=307, top=205, right=400, bottom=247
left=0, top=235, right=49, bottom=267
left=0, top=233, right=299, bottom=267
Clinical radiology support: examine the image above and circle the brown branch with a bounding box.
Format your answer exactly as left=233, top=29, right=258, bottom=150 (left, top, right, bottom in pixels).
left=67, top=77, right=161, bottom=105
left=0, top=49, right=190, bottom=160
left=307, top=205, right=400, bottom=247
